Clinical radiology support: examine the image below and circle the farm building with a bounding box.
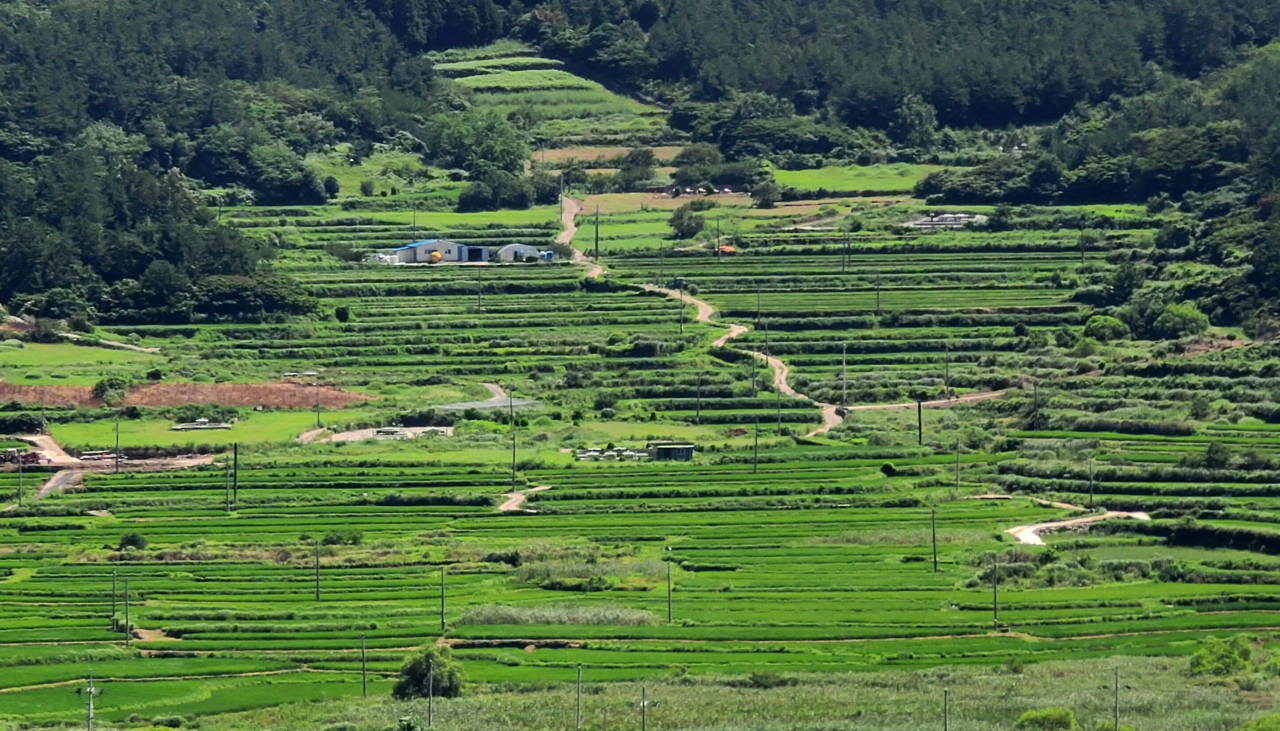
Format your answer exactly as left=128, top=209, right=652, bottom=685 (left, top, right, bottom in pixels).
left=649, top=443, right=695, bottom=461
left=909, top=213, right=987, bottom=229
left=495, top=243, right=542, bottom=262
left=391, top=239, right=490, bottom=264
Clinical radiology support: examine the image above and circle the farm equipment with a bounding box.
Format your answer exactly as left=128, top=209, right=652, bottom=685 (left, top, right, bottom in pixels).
left=2, top=448, right=43, bottom=465
left=667, top=277, right=685, bottom=290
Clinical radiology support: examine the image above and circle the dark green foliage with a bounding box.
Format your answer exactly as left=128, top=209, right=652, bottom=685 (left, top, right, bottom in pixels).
left=669, top=204, right=705, bottom=239
left=118, top=532, right=148, bottom=551
left=1083, top=316, right=1129, bottom=342
left=392, top=645, right=466, bottom=700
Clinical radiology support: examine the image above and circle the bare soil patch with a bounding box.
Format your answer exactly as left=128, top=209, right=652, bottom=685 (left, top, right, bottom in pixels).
left=0, top=381, right=96, bottom=407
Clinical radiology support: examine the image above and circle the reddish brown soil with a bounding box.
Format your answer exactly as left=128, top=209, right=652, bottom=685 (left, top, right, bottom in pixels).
left=0, top=382, right=96, bottom=407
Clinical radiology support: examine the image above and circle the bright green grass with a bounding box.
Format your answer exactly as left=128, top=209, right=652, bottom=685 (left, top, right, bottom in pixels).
left=772, top=164, right=950, bottom=192
left=0, top=342, right=159, bottom=371
left=51, top=410, right=376, bottom=448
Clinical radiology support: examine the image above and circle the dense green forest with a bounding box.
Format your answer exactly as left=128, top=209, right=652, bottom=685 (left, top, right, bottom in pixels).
left=2, top=0, right=1279, bottom=328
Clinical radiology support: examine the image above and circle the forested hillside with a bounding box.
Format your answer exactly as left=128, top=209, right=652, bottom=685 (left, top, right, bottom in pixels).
left=2, top=0, right=1279, bottom=329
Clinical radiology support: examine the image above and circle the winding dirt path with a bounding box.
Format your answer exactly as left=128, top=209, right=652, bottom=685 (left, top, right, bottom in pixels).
left=1006, top=510, right=1151, bottom=545
left=844, top=388, right=1013, bottom=413
left=975, top=494, right=1152, bottom=545
left=636, top=285, right=844, bottom=437
left=60, top=332, right=161, bottom=355
left=560, top=196, right=603, bottom=279
left=500, top=485, right=551, bottom=512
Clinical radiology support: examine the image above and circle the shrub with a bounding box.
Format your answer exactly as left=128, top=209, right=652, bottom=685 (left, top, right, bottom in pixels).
left=1153, top=302, right=1210, bottom=338
left=92, top=376, right=131, bottom=403
left=1084, top=315, right=1129, bottom=342
left=1188, top=635, right=1252, bottom=676
left=880, top=462, right=897, bottom=477
left=359, top=179, right=375, bottom=196
left=392, top=645, right=466, bottom=700
left=669, top=204, right=705, bottom=239
left=119, top=532, right=148, bottom=551
left=1015, top=707, right=1079, bottom=731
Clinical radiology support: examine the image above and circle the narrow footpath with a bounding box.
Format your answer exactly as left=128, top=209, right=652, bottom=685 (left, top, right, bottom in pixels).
left=556, top=196, right=1019, bottom=438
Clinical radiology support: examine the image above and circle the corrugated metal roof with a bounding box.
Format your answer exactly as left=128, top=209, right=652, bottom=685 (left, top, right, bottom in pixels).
left=391, top=239, right=439, bottom=251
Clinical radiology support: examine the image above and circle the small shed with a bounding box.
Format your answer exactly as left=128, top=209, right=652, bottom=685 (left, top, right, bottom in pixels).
left=651, top=443, right=695, bottom=461
left=495, top=243, right=541, bottom=262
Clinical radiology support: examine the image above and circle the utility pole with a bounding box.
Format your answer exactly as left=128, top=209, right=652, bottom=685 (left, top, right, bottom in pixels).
left=931, top=508, right=938, bottom=573
left=991, top=553, right=999, bottom=630
left=753, top=417, right=760, bottom=474
left=427, top=658, right=434, bottom=728
left=111, top=569, right=117, bottom=631
left=123, top=578, right=130, bottom=648
left=440, top=565, right=446, bottom=633
left=944, top=343, right=950, bottom=393
left=695, top=375, right=702, bottom=425
left=576, top=664, right=583, bottom=731
left=114, top=414, right=120, bottom=474
left=917, top=400, right=923, bottom=445
left=641, top=686, right=647, bottom=731
left=1113, top=667, right=1120, bottom=731
left=955, top=441, right=961, bottom=489
left=78, top=674, right=104, bottom=731
left=509, top=392, right=517, bottom=492
left=842, top=343, right=848, bottom=406
left=224, top=457, right=231, bottom=514
left=315, top=382, right=322, bottom=429
left=944, top=688, right=950, bottom=731
left=594, top=206, right=600, bottom=260
left=716, top=217, right=722, bottom=263
left=314, top=540, right=320, bottom=602
left=232, top=443, right=239, bottom=504
left=361, top=634, right=368, bottom=698
left=1089, top=458, right=1095, bottom=510
left=666, top=559, right=672, bottom=623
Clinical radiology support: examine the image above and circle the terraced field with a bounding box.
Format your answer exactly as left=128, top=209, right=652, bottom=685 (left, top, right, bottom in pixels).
left=4, top=158, right=1279, bottom=726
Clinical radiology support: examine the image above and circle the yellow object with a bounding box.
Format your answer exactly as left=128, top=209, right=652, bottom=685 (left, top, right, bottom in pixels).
left=429, top=250, right=442, bottom=264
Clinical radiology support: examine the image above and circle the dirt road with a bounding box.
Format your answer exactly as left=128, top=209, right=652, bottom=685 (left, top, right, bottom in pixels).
left=499, top=485, right=551, bottom=512
left=843, top=389, right=1013, bottom=413
left=560, top=196, right=604, bottom=279
left=16, top=434, right=80, bottom=466
left=1006, top=510, right=1151, bottom=545
left=636, top=286, right=845, bottom=436
left=435, top=382, right=538, bottom=411
left=60, top=332, right=161, bottom=355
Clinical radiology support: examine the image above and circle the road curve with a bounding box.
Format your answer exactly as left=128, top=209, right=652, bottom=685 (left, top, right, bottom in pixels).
left=635, top=285, right=845, bottom=436
left=1007, top=511, right=1151, bottom=545
left=561, top=197, right=603, bottom=279
left=500, top=485, right=551, bottom=512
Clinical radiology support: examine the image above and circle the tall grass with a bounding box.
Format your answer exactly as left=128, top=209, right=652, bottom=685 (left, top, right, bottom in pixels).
left=459, top=603, right=655, bottom=626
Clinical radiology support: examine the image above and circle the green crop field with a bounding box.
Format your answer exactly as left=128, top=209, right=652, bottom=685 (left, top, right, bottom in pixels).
left=773, top=163, right=951, bottom=192
left=3, top=44, right=1280, bottom=731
